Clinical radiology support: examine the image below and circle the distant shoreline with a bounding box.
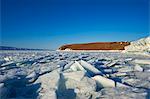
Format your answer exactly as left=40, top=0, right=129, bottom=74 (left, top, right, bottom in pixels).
left=0, top=50, right=52, bottom=51
left=56, top=50, right=123, bottom=52
left=0, top=46, right=52, bottom=51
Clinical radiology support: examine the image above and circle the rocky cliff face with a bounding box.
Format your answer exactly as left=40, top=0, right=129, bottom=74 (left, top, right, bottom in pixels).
left=58, top=42, right=130, bottom=50
left=125, top=36, right=150, bottom=52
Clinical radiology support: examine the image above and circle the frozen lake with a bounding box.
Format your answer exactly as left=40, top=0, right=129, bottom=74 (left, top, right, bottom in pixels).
left=0, top=50, right=150, bottom=99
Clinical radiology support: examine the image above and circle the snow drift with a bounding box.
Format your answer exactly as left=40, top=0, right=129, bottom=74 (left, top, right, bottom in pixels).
left=124, top=36, right=150, bottom=53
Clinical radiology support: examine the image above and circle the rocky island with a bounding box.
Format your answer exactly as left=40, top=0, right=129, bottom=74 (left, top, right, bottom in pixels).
left=58, top=42, right=130, bottom=51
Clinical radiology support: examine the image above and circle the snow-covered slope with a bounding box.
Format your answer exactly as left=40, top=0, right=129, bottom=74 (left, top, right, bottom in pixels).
left=125, top=36, right=150, bottom=52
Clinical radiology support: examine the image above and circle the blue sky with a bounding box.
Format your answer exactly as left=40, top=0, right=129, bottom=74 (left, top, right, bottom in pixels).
left=1, top=0, right=149, bottom=49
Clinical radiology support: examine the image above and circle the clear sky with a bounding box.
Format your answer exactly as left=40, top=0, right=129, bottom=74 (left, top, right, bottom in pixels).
left=1, top=0, right=149, bottom=50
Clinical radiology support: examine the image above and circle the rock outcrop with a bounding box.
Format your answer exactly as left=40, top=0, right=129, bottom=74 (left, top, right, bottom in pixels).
left=58, top=42, right=130, bottom=50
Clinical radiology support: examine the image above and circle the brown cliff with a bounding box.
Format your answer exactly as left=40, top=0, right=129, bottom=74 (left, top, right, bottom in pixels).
left=58, top=42, right=130, bottom=50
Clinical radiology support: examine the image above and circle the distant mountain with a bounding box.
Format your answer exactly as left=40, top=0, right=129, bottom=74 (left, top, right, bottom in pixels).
left=0, top=46, right=49, bottom=51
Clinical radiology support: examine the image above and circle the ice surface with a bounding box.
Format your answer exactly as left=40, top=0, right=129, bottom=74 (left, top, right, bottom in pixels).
left=133, top=59, right=150, bottom=65
left=92, top=75, right=128, bottom=88
left=134, top=64, right=143, bottom=72
left=0, top=50, right=150, bottom=99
